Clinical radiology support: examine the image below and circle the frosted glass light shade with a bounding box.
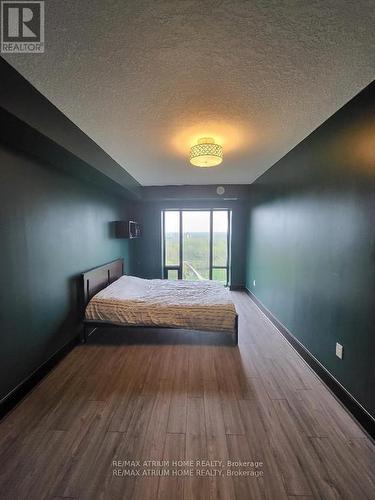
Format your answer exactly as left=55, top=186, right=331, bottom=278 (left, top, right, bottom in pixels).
left=190, top=137, right=223, bottom=167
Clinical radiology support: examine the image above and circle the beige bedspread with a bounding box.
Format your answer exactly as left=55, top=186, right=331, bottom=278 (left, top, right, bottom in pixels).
left=85, top=275, right=237, bottom=332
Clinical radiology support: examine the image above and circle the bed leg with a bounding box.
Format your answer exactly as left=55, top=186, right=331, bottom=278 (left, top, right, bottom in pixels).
left=81, top=323, right=88, bottom=344
left=233, top=315, right=238, bottom=346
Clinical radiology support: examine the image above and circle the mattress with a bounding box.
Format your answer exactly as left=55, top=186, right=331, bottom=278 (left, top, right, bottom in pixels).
left=85, top=275, right=237, bottom=332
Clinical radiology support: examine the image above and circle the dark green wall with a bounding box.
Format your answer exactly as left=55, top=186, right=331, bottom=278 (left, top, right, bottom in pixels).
left=0, top=143, right=133, bottom=402
left=0, top=59, right=140, bottom=405
left=246, top=82, right=375, bottom=416
left=134, top=190, right=248, bottom=287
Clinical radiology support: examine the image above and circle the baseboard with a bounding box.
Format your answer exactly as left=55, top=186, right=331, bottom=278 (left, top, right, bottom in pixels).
left=0, top=335, right=79, bottom=421
left=245, top=288, right=375, bottom=440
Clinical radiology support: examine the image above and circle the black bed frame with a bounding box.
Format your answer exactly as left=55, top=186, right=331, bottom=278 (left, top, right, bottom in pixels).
left=81, top=258, right=239, bottom=345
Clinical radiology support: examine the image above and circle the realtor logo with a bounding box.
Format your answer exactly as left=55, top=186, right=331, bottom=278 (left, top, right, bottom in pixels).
left=1, top=1, right=44, bottom=53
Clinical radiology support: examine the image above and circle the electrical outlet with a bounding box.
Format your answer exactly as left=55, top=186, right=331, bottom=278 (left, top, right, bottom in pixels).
left=253, top=280, right=256, bottom=287
left=336, top=343, right=344, bottom=360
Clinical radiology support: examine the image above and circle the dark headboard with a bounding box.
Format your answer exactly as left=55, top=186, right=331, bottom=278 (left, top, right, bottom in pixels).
left=82, top=258, right=124, bottom=307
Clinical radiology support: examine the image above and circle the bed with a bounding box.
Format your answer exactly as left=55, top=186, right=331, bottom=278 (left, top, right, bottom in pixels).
left=82, top=258, right=238, bottom=345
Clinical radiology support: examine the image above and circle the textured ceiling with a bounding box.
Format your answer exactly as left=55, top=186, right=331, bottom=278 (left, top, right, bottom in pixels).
left=4, top=0, right=375, bottom=185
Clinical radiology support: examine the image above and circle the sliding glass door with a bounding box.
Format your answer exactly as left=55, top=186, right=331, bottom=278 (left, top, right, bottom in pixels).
left=163, top=209, right=231, bottom=285
left=212, top=210, right=229, bottom=283
left=182, top=211, right=210, bottom=280
left=163, top=210, right=181, bottom=279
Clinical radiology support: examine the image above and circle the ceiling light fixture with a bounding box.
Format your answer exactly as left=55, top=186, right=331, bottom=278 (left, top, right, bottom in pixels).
left=189, top=137, right=223, bottom=167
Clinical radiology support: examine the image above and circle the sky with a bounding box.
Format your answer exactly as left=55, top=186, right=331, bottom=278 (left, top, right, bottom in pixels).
left=164, top=210, right=229, bottom=233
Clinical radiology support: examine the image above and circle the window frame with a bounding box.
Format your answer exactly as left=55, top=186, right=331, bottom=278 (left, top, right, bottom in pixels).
left=162, top=208, right=231, bottom=286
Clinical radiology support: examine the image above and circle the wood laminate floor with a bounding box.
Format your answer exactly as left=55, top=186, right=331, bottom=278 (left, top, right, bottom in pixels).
left=0, top=292, right=374, bottom=499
